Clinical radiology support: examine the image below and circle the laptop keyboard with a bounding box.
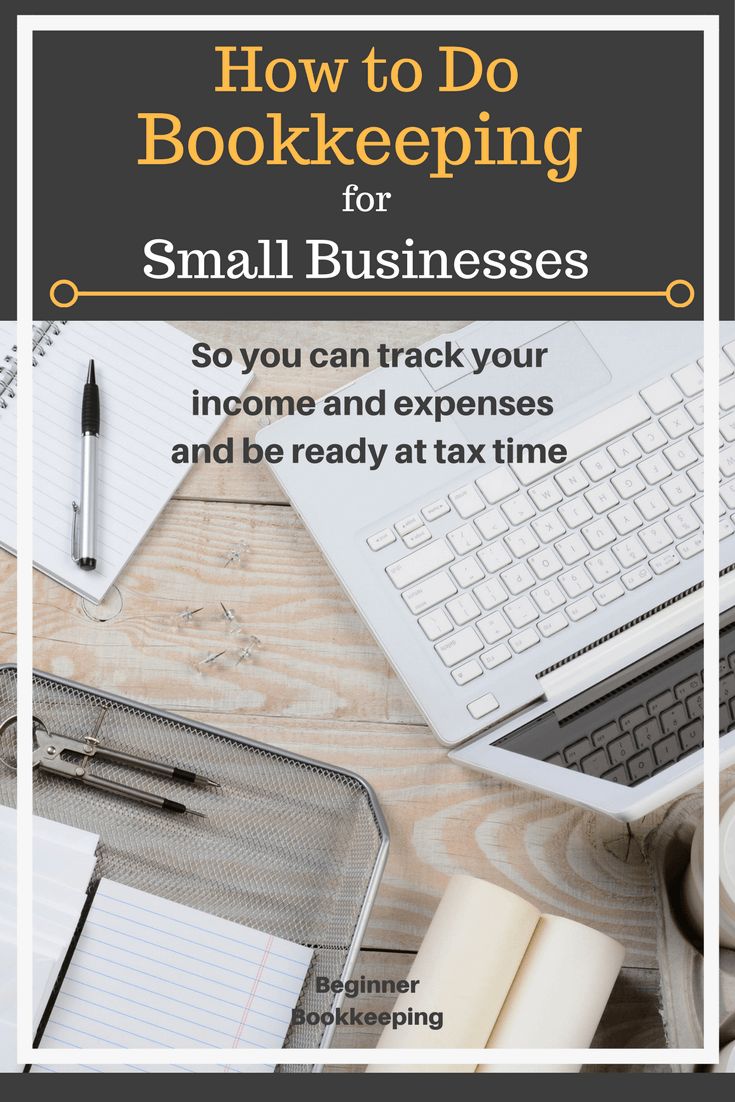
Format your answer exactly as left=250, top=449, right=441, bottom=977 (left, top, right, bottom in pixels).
left=494, top=625, right=735, bottom=787
left=548, top=671, right=705, bottom=783
left=368, top=344, right=735, bottom=724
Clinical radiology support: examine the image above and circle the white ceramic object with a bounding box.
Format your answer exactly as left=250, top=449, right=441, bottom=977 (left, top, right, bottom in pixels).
left=681, top=796, right=735, bottom=950
left=712, top=1040, right=735, bottom=1072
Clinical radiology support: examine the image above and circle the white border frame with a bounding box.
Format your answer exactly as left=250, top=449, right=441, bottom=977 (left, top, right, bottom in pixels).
left=16, top=12, right=720, bottom=1069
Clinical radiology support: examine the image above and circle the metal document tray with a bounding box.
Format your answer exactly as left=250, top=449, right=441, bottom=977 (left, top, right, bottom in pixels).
left=0, top=666, right=389, bottom=1072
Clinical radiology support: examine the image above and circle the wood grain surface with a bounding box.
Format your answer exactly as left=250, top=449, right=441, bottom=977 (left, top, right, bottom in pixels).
left=0, top=319, right=680, bottom=1064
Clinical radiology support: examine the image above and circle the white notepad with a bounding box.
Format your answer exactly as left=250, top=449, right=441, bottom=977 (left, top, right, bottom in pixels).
left=34, top=879, right=313, bottom=1073
left=0, top=320, right=246, bottom=603
left=0, top=807, right=100, bottom=1073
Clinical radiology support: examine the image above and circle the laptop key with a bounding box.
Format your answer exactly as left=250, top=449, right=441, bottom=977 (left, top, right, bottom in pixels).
left=510, top=628, right=539, bottom=653
left=660, top=702, right=687, bottom=734
left=422, top=499, right=450, bottom=522
left=467, top=691, right=500, bottom=719
left=649, top=689, right=675, bottom=715
left=447, top=524, right=481, bottom=555
left=538, top=611, right=568, bottom=637
left=633, top=717, right=660, bottom=748
left=529, top=480, right=563, bottom=510
left=474, top=578, right=506, bottom=610
left=567, top=596, right=596, bottom=622
left=602, top=765, right=629, bottom=784
left=450, top=558, right=485, bottom=588
left=640, top=378, right=682, bottom=414
left=686, top=690, right=703, bottom=719
left=478, top=540, right=512, bottom=573
left=679, top=720, right=703, bottom=752
left=435, top=627, right=483, bottom=667
left=476, top=468, right=517, bottom=504
left=367, top=528, right=396, bottom=551
left=721, top=672, right=735, bottom=700
left=581, top=749, right=610, bottom=777
left=556, top=465, right=589, bottom=497
left=565, top=737, right=592, bottom=765
left=481, top=644, right=512, bottom=670
left=591, top=722, right=618, bottom=749
left=502, top=495, right=536, bottom=526
left=595, top=580, right=625, bottom=606
left=532, top=581, right=565, bottom=614
left=620, top=706, right=648, bottom=732
left=501, top=563, right=535, bottom=596
left=654, top=734, right=680, bottom=767
left=672, top=363, right=703, bottom=397
left=678, top=533, right=704, bottom=558
left=650, top=549, right=680, bottom=574
left=403, top=525, right=431, bottom=549
left=452, top=659, right=483, bottom=686
left=478, top=612, right=511, bottom=644
left=674, top=674, right=700, bottom=700
left=403, top=571, right=457, bottom=615
left=419, top=609, right=452, bottom=641
left=609, top=733, right=636, bottom=764
left=386, top=539, right=454, bottom=588
left=628, top=749, right=655, bottom=780
left=450, top=485, right=484, bottom=519
left=395, top=514, right=422, bottom=537
left=505, top=597, right=538, bottom=629
left=447, top=593, right=481, bottom=626
left=475, top=509, right=508, bottom=540
left=587, top=552, right=619, bottom=584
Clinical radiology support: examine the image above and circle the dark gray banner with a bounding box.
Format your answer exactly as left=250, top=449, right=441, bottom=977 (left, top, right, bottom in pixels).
left=32, top=28, right=706, bottom=320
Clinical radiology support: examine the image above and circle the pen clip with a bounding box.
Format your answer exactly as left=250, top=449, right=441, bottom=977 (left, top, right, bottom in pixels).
left=71, top=501, right=80, bottom=563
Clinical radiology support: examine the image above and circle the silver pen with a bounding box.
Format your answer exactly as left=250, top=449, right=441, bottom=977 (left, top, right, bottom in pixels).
left=72, top=359, right=100, bottom=571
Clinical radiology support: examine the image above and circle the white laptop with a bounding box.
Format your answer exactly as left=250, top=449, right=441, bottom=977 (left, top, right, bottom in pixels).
left=258, top=320, right=735, bottom=820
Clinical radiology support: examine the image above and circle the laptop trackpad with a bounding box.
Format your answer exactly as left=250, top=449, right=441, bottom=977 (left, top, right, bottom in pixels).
left=424, top=322, right=612, bottom=427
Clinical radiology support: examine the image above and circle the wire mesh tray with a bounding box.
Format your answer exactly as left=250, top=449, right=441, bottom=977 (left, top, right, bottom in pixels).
left=0, top=666, right=389, bottom=1071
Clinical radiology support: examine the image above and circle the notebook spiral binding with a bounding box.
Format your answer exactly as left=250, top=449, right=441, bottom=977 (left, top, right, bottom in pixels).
left=0, top=320, right=67, bottom=409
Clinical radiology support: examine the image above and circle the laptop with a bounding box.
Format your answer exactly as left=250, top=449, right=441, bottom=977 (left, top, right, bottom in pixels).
left=257, top=320, right=735, bottom=821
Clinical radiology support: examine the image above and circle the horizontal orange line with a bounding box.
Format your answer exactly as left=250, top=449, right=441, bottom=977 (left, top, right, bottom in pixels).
left=48, top=278, right=695, bottom=309
left=77, top=289, right=666, bottom=298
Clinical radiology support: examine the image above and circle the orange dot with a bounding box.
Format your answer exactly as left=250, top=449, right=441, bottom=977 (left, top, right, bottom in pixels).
left=49, top=279, right=79, bottom=309
left=665, top=280, right=695, bottom=309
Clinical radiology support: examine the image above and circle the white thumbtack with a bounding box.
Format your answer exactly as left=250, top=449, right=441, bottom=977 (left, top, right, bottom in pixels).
left=236, top=636, right=261, bottom=664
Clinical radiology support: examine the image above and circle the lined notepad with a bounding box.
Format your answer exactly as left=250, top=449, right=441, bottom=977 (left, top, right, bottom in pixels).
left=0, top=807, right=99, bottom=1073
left=0, top=320, right=247, bottom=602
left=34, top=879, right=313, bottom=1073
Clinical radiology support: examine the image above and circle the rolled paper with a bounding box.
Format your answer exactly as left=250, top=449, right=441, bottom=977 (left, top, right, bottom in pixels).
left=477, top=914, right=625, bottom=1073
left=366, top=874, right=540, bottom=1073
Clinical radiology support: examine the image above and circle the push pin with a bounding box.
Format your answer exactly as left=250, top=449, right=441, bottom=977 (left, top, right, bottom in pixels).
left=220, top=601, right=242, bottom=635
left=224, top=541, right=249, bottom=568
left=179, top=606, right=204, bottom=623
left=236, top=635, right=261, bottom=664
left=199, top=649, right=226, bottom=668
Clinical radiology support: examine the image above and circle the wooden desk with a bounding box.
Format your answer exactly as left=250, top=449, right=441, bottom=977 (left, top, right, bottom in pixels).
left=0, top=320, right=669, bottom=1069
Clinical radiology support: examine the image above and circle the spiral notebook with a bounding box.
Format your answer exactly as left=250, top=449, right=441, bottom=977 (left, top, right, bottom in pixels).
left=0, top=321, right=246, bottom=603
